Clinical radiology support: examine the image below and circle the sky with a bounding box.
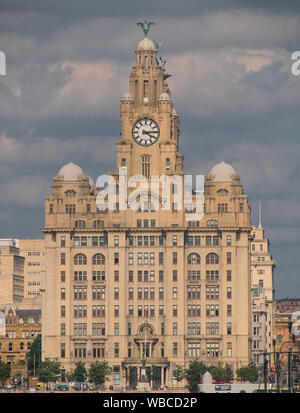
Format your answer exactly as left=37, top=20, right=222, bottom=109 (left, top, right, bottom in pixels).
left=0, top=0, right=299, bottom=298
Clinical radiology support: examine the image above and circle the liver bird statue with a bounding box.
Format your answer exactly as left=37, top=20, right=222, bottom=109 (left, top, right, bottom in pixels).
left=137, top=20, right=155, bottom=37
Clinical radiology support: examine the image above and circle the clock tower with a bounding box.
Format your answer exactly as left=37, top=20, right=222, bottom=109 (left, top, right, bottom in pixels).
left=115, top=24, right=183, bottom=180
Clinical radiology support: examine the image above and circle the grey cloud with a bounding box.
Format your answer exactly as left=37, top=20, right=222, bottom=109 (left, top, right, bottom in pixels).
left=0, top=3, right=299, bottom=297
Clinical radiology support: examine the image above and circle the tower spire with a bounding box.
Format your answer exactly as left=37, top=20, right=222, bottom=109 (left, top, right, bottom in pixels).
left=258, top=201, right=262, bottom=229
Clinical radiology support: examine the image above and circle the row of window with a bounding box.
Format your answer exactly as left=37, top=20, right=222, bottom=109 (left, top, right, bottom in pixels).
left=62, top=251, right=232, bottom=266
left=61, top=321, right=232, bottom=337
left=67, top=286, right=232, bottom=301
left=60, top=341, right=228, bottom=359
left=61, top=285, right=233, bottom=301
left=71, top=303, right=232, bottom=319
left=0, top=342, right=32, bottom=351
left=61, top=233, right=236, bottom=248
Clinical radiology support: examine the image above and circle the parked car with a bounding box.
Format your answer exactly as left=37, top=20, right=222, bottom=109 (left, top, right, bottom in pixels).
left=55, top=384, right=69, bottom=391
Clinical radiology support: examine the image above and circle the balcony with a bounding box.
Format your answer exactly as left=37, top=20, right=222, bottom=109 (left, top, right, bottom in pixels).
left=122, top=357, right=170, bottom=367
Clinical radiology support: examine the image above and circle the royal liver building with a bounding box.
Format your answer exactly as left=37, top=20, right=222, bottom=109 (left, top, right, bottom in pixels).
left=42, top=22, right=274, bottom=387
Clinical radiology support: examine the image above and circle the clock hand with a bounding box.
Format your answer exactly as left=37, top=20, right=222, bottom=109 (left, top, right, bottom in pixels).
left=142, top=130, right=156, bottom=136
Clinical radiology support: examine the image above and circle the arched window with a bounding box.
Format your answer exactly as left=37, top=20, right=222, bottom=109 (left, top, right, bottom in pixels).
left=75, top=220, right=86, bottom=229
left=65, top=190, right=76, bottom=197
left=74, top=253, right=87, bottom=265
left=141, top=155, right=151, bottom=178
left=206, top=253, right=219, bottom=265
left=217, top=189, right=228, bottom=197
left=188, top=253, right=201, bottom=265
left=92, top=253, right=105, bottom=266
left=139, top=324, right=153, bottom=335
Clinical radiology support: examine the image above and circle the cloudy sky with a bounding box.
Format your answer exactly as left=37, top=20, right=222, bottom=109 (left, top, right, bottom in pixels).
left=0, top=0, right=299, bottom=298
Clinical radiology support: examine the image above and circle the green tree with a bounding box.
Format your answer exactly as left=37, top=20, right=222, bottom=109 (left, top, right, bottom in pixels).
left=236, top=363, right=258, bottom=383
left=27, top=333, right=41, bottom=376
left=128, top=366, right=138, bottom=387
left=0, top=360, right=11, bottom=387
left=88, top=361, right=112, bottom=386
left=185, top=360, right=208, bottom=392
left=173, top=365, right=185, bottom=383
left=72, top=361, right=87, bottom=382
left=146, top=365, right=161, bottom=389
left=210, top=363, right=233, bottom=383
left=38, top=358, right=61, bottom=386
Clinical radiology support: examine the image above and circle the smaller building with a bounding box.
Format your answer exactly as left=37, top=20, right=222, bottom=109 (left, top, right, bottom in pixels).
left=276, top=298, right=300, bottom=314
left=274, top=312, right=300, bottom=365
left=18, top=238, right=45, bottom=305
left=0, top=239, right=25, bottom=307
left=250, top=223, right=276, bottom=368
left=0, top=304, right=41, bottom=382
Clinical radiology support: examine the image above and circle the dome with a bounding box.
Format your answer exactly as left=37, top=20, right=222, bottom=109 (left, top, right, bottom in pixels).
left=209, top=161, right=237, bottom=182
left=159, top=92, right=170, bottom=101
left=58, top=162, right=84, bottom=182
left=87, top=176, right=95, bottom=186
left=137, top=37, right=156, bottom=51
left=121, top=92, right=133, bottom=101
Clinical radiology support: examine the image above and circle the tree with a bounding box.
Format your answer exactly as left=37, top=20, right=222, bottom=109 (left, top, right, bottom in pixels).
left=146, top=365, right=161, bottom=388
left=27, top=333, right=41, bottom=376
left=0, top=360, right=11, bottom=387
left=38, top=358, right=61, bottom=386
left=128, top=366, right=138, bottom=387
left=185, top=360, right=208, bottom=392
left=236, top=363, right=258, bottom=383
left=173, top=365, right=185, bottom=383
left=88, top=361, right=112, bottom=386
left=72, top=361, right=87, bottom=382
left=210, top=363, right=233, bottom=383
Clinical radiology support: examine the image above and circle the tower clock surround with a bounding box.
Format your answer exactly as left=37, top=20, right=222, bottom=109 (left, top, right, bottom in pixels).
left=132, top=118, right=160, bottom=146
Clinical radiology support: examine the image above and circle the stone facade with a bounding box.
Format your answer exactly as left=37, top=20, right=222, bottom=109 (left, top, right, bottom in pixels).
left=18, top=238, right=45, bottom=304
left=41, top=30, right=270, bottom=387
left=250, top=224, right=276, bottom=367
left=0, top=304, right=41, bottom=382
left=0, top=239, right=24, bottom=308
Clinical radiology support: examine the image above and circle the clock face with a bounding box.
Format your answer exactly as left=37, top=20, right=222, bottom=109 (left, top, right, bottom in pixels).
left=132, top=118, right=160, bottom=146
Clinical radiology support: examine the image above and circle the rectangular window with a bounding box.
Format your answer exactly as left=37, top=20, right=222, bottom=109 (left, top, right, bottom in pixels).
left=173, top=287, right=178, bottom=299
left=173, top=270, right=177, bottom=282
left=173, top=342, right=178, bottom=357
left=114, top=252, right=119, bottom=265
left=227, top=252, right=232, bottom=264
left=213, top=236, right=219, bottom=246
left=128, top=288, right=133, bottom=300
left=114, top=271, right=119, bottom=282
left=61, top=343, right=65, bottom=358
left=61, top=271, right=66, bottom=282
left=61, top=253, right=66, bottom=265
left=173, top=252, right=177, bottom=264
left=61, top=236, right=66, bottom=247
left=128, top=252, right=133, bottom=265
left=114, top=343, right=119, bottom=358
left=128, top=271, right=133, bottom=282
left=159, top=252, right=164, bottom=265
left=114, top=236, right=119, bottom=246
left=227, top=270, right=232, bottom=281
left=172, top=235, right=177, bottom=246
